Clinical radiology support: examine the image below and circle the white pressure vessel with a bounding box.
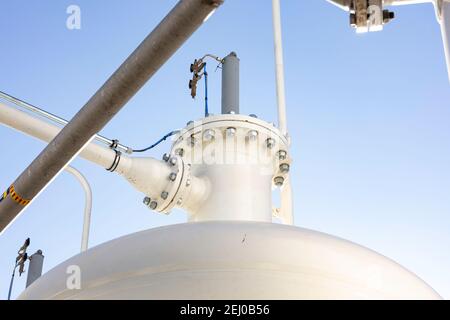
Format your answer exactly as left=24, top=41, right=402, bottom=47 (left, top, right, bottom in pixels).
left=18, top=221, right=440, bottom=300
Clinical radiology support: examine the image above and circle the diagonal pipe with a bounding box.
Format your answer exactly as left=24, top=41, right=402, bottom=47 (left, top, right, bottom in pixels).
left=0, top=0, right=224, bottom=233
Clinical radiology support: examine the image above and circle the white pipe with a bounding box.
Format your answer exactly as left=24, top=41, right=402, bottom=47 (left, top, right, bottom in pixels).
left=64, top=166, right=92, bottom=253
left=272, top=0, right=288, bottom=137
left=0, top=102, right=200, bottom=215
left=0, top=102, right=130, bottom=170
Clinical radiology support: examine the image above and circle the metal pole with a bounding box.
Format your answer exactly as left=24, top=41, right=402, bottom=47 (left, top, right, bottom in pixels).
left=64, top=167, right=92, bottom=252
left=7, top=264, right=17, bottom=300
left=272, top=0, right=288, bottom=136
left=25, top=250, right=44, bottom=288
left=221, top=52, right=240, bottom=114
left=0, top=0, right=224, bottom=234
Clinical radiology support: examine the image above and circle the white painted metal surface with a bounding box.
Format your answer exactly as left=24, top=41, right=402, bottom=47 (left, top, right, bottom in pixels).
left=64, top=166, right=92, bottom=253
left=0, top=102, right=178, bottom=208
left=272, top=0, right=288, bottom=137
left=168, top=114, right=292, bottom=223
left=18, top=222, right=441, bottom=300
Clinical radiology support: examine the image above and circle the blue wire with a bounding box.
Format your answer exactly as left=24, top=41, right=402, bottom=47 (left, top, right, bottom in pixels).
left=204, top=64, right=209, bottom=117
left=133, top=131, right=178, bottom=153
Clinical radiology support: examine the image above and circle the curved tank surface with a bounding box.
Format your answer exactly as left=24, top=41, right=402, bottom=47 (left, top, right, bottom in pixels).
left=18, top=222, right=441, bottom=300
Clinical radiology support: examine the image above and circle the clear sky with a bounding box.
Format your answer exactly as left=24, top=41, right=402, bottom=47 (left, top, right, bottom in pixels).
left=0, top=0, right=449, bottom=300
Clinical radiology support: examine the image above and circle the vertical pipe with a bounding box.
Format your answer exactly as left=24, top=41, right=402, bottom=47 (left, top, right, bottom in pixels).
left=64, top=166, right=92, bottom=252
left=26, top=250, right=44, bottom=288
left=7, top=265, right=17, bottom=300
left=221, top=52, right=240, bottom=114
left=0, top=0, right=224, bottom=234
left=272, top=0, right=288, bottom=136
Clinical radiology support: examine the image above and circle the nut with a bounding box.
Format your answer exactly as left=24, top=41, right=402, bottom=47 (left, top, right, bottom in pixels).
left=279, top=163, right=290, bottom=173
left=162, top=153, right=170, bottom=162
left=143, top=197, right=151, bottom=206
left=274, top=176, right=284, bottom=187
left=169, top=172, right=177, bottom=181
left=149, top=201, right=158, bottom=210
left=203, top=129, right=215, bottom=142
left=161, top=191, right=169, bottom=200
left=226, top=127, right=236, bottom=138
left=247, top=130, right=258, bottom=141
left=266, top=138, right=276, bottom=149
left=278, top=150, right=287, bottom=161
left=169, top=157, right=178, bottom=166
left=175, top=148, right=184, bottom=157
left=189, top=135, right=197, bottom=146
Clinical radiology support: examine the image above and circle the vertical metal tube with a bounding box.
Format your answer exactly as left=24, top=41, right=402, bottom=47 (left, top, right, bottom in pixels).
left=221, top=52, right=240, bottom=114
left=26, top=250, right=44, bottom=288
left=0, top=0, right=224, bottom=234
left=272, top=0, right=288, bottom=136
left=64, top=166, right=92, bottom=253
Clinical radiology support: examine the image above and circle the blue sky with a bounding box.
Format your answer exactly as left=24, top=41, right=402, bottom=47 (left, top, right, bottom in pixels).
left=0, top=0, right=449, bottom=299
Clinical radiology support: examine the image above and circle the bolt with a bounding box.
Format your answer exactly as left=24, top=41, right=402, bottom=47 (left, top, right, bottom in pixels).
left=143, top=197, right=151, bottom=206
left=274, top=176, right=284, bottom=187
left=169, top=157, right=178, bottom=166
left=169, top=172, right=177, bottom=181
left=149, top=201, right=158, bottom=210
left=228, top=111, right=235, bottom=115
left=280, top=163, right=290, bottom=173
left=249, top=114, right=258, bottom=118
left=162, top=153, right=170, bottom=162
left=186, top=120, right=194, bottom=126
left=186, top=179, right=191, bottom=187
left=266, top=138, right=276, bottom=149
left=278, top=150, right=287, bottom=161
left=175, top=148, right=184, bottom=157
left=247, top=130, right=258, bottom=141
left=189, top=135, right=197, bottom=146
left=203, top=129, right=215, bottom=142
left=383, top=10, right=395, bottom=24
left=161, top=191, right=169, bottom=200
left=350, top=13, right=356, bottom=27
left=226, top=127, right=236, bottom=138
left=177, top=198, right=183, bottom=205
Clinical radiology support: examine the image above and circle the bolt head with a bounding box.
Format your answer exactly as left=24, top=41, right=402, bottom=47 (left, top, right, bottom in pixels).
left=186, top=179, right=191, bottom=187
left=249, top=114, right=258, bottom=118
left=226, top=127, right=236, bottom=138
left=274, top=176, right=284, bottom=187
left=203, top=129, right=215, bottom=142
left=169, top=172, right=177, bottom=181
left=143, top=197, right=151, bottom=206
left=266, top=138, right=276, bottom=149
left=161, top=191, right=169, bottom=200
left=247, top=130, right=258, bottom=141
left=189, top=135, right=197, bottom=146
left=280, top=163, right=290, bottom=173
left=186, top=120, right=194, bottom=126
left=278, top=150, right=287, bottom=161
left=169, top=157, right=178, bottom=166
left=149, top=201, right=158, bottom=210
left=162, top=153, right=170, bottom=162
left=175, top=148, right=184, bottom=157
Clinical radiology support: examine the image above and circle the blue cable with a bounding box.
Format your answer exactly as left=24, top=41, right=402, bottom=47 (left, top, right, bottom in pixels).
left=133, top=131, right=178, bottom=153
left=204, top=64, right=209, bottom=117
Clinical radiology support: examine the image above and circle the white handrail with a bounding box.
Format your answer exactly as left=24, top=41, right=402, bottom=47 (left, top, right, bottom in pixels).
left=64, top=166, right=92, bottom=253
